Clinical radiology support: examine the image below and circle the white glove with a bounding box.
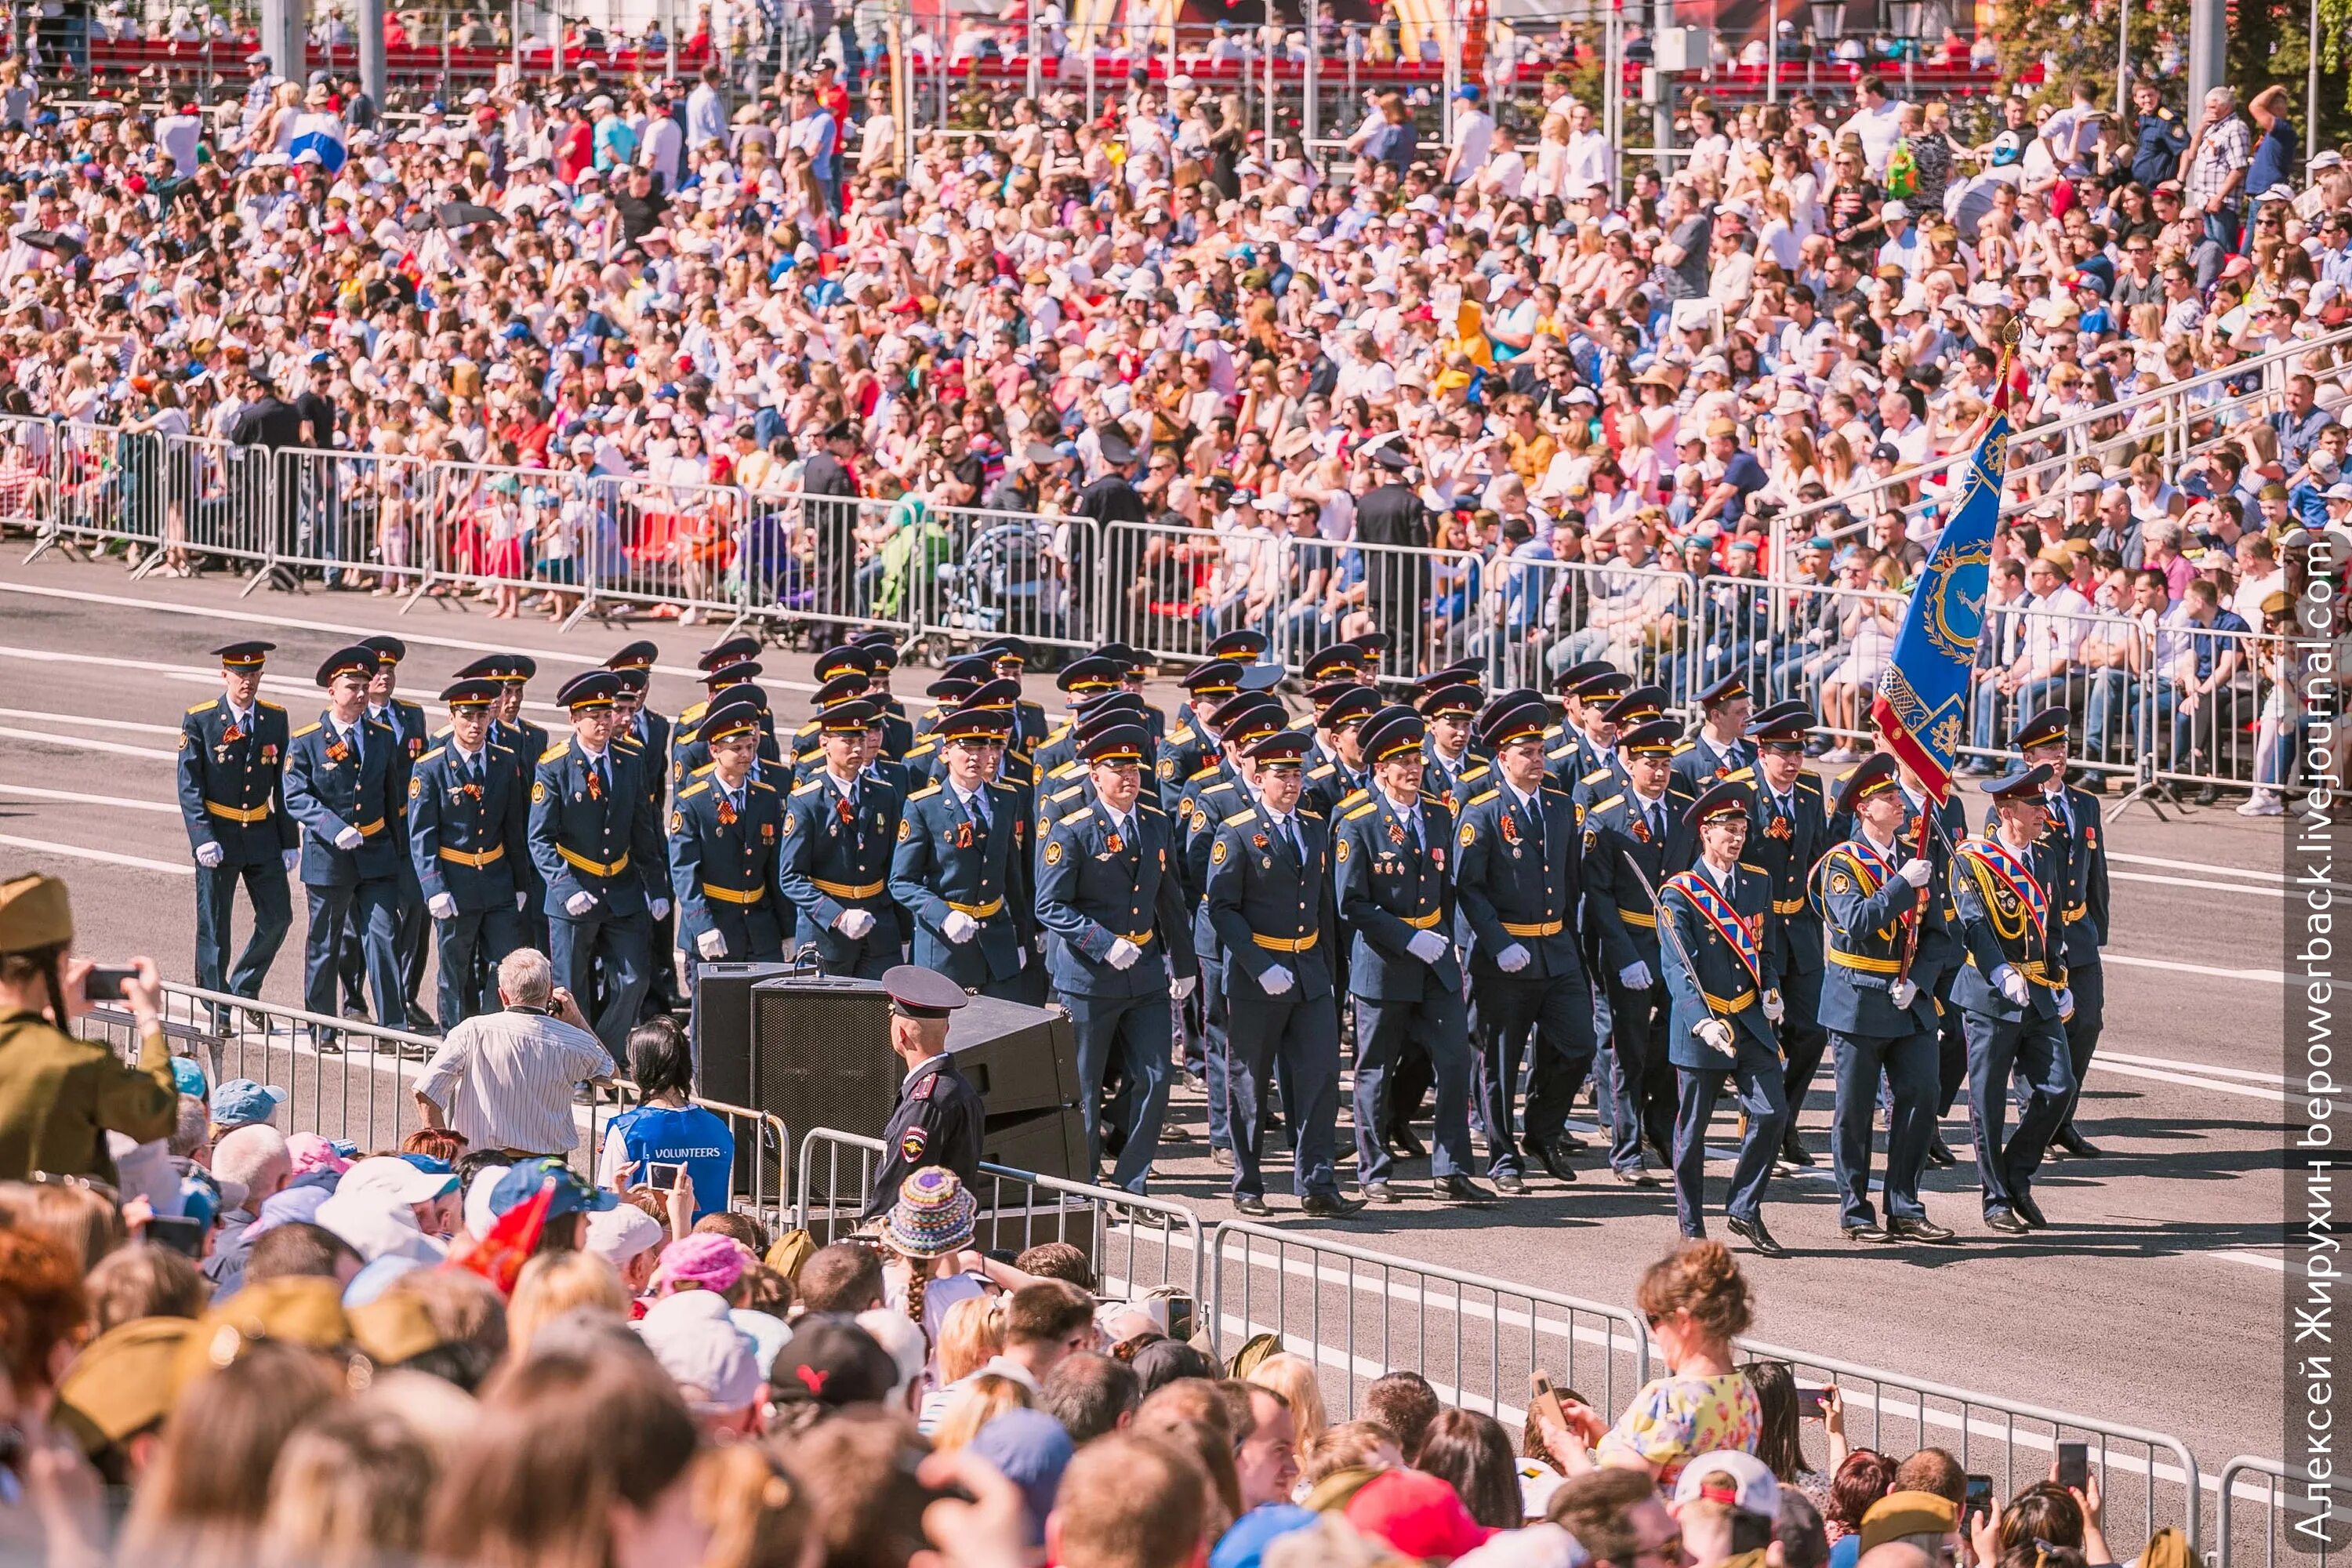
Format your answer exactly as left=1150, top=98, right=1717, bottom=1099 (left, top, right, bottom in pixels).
left=1695, top=1018, right=1737, bottom=1056
left=427, top=891, right=459, bottom=920
left=1889, top=978, right=1919, bottom=1010
left=942, top=909, right=981, bottom=945
left=836, top=907, right=877, bottom=941
left=1033, top=933, right=1047, bottom=953
left=1105, top=937, right=1143, bottom=970
left=333, top=824, right=365, bottom=851
left=515, top=889, right=529, bottom=910
left=1170, top=974, right=1198, bottom=1000
left=697, top=927, right=728, bottom=960
left=194, top=841, right=225, bottom=869
left=1762, top=987, right=1785, bottom=1023
left=283, top=848, right=301, bottom=873
left=1406, top=930, right=1451, bottom=965
left=2056, top=986, right=2074, bottom=1019
left=648, top=897, right=671, bottom=921
left=1896, top=857, right=1932, bottom=888
left=1494, top=942, right=1532, bottom=973
left=1260, top=963, right=1294, bottom=996
left=565, top=891, right=599, bottom=916
left=1995, top=964, right=2031, bottom=1006
left=1618, top=959, right=1654, bottom=991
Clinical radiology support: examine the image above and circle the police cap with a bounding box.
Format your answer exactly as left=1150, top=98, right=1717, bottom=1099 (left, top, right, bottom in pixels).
left=884, top=964, right=970, bottom=1020
left=1555, top=658, right=1613, bottom=696
left=1057, top=655, right=1127, bottom=695
left=1616, top=717, right=1681, bottom=757
left=213, top=641, right=274, bottom=670
left=1180, top=659, right=1244, bottom=698
left=980, top=635, right=1033, bottom=667
left=813, top=644, right=876, bottom=683
left=1833, top=752, right=1904, bottom=815
left=818, top=698, right=877, bottom=734
left=1079, top=723, right=1152, bottom=766
left=967, top=677, right=1025, bottom=710
left=359, top=633, right=406, bottom=666
left=605, top=640, right=659, bottom=670
left=1360, top=704, right=1428, bottom=764
left=702, top=659, right=764, bottom=688
left=440, top=678, right=502, bottom=710
left=1247, top=729, right=1315, bottom=768
left=938, top=705, right=1014, bottom=744
left=2013, top=706, right=2070, bottom=751
left=1476, top=693, right=1551, bottom=750
left=557, top=670, right=624, bottom=710
left=1983, top=762, right=2056, bottom=800
left=695, top=636, right=761, bottom=671
left=1696, top=673, right=1749, bottom=708
left=1320, top=686, right=1382, bottom=730
left=1602, top=684, right=1668, bottom=725
left=1686, top=779, right=1754, bottom=827
left=1207, top=629, right=1269, bottom=662
left=315, top=644, right=379, bottom=687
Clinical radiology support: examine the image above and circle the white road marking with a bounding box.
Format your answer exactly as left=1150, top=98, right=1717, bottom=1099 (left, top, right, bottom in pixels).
left=2102, top=953, right=2286, bottom=984
left=0, top=782, right=180, bottom=813
left=2099, top=1050, right=2286, bottom=1087
left=0, top=833, right=193, bottom=874
left=2111, top=851, right=2283, bottom=882
left=0, top=724, right=179, bottom=760
left=2213, top=1250, right=2289, bottom=1273
left=0, top=644, right=591, bottom=722
left=2087, top=1058, right=2279, bottom=1100
left=0, top=706, right=183, bottom=736
left=2111, top=869, right=2283, bottom=898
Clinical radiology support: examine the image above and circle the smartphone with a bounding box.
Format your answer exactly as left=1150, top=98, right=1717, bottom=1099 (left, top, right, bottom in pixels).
left=1965, top=1474, right=1994, bottom=1525
left=145, top=1214, right=205, bottom=1258
left=2056, top=1441, right=2089, bottom=1494
left=1161, top=1294, right=1196, bottom=1341
left=1795, top=1384, right=1831, bottom=1417
left=82, top=964, right=138, bottom=1003
left=1528, top=1370, right=1570, bottom=1432
left=645, top=1161, right=688, bottom=1188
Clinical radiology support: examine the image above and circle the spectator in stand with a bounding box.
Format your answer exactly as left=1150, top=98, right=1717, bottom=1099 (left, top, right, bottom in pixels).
left=1824, top=1450, right=1899, bottom=1566
left=1364, top=1370, right=1446, bottom=1463
left=1041, top=1349, right=1141, bottom=1444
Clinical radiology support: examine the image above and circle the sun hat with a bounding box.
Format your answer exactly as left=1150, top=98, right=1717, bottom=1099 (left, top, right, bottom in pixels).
left=882, top=1167, right=978, bottom=1258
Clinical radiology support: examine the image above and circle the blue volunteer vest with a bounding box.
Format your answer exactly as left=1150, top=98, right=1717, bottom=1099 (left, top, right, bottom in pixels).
left=609, top=1103, right=735, bottom=1222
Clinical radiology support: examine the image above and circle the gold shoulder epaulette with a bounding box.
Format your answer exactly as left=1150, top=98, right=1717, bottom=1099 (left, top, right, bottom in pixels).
left=1465, top=788, right=1500, bottom=808
left=792, top=779, right=826, bottom=797
left=1739, top=861, right=1769, bottom=876
left=679, top=781, right=710, bottom=799
left=539, top=743, right=569, bottom=763
left=1725, top=765, right=1755, bottom=782
left=1581, top=767, right=1613, bottom=784
left=1595, top=793, right=1624, bottom=811
left=416, top=746, right=445, bottom=765
left=187, top=699, right=216, bottom=714
left=907, top=785, right=942, bottom=802
left=292, top=722, right=321, bottom=739
left=1222, top=808, right=1258, bottom=826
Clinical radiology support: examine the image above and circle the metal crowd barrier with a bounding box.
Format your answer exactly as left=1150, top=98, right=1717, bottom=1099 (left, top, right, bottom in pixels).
left=2211, top=1455, right=2330, bottom=1568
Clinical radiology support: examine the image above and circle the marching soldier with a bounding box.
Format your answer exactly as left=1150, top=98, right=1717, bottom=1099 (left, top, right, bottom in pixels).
left=899, top=673, right=980, bottom=793
left=608, top=659, right=680, bottom=1018
left=1890, top=748, right=1973, bottom=1169
left=1157, top=660, right=1244, bottom=815
left=979, top=636, right=1054, bottom=760
left=1302, top=685, right=1379, bottom=820
left=358, top=635, right=432, bottom=1030
left=1954, top=764, right=2077, bottom=1235
left=1813, top=753, right=1954, bottom=1244
left=1550, top=667, right=1631, bottom=796
left=1581, top=716, right=1700, bottom=1185
left=860, top=965, right=985, bottom=1219
left=407, top=678, right=528, bottom=1032
left=914, top=656, right=995, bottom=738
left=456, top=655, right=549, bottom=949
left=779, top=696, right=904, bottom=980
left=282, top=646, right=405, bottom=1051
left=1335, top=705, right=1492, bottom=1206
left=1033, top=655, right=1130, bottom=779
left=1098, top=640, right=1168, bottom=750
left=855, top=633, right=917, bottom=760
left=177, top=641, right=296, bottom=1025
left=2011, top=706, right=2110, bottom=1159
left=1657, top=780, right=1788, bottom=1256
left=889, top=704, right=1036, bottom=1000
left=1671, top=675, right=1757, bottom=787
left=1038, top=692, right=1149, bottom=831
left=607, top=641, right=671, bottom=761
left=1203, top=729, right=1361, bottom=1219
left=792, top=645, right=879, bottom=764
left=1033, top=721, right=1199, bottom=1195
left=1731, top=702, right=1834, bottom=1171
left=1417, top=681, right=1489, bottom=815
left=1454, top=692, right=1594, bottom=1191
left=1573, top=683, right=1661, bottom=811
left=672, top=641, right=775, bottom=785
left=1301, top=644, right=1365, bottom=689
left=669, top=695, right=788, bottom=977
left=530, top=670, right=671, bottom=1051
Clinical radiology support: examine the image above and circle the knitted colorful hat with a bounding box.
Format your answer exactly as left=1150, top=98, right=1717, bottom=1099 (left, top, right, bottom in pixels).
left=882, top=1167, right=978, bottom=1259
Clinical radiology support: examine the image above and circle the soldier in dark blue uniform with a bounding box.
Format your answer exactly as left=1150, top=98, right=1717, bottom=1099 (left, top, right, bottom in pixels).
left=890, top=705, right=1036, bottom=999
left=669, top=696, right=787, bottom=978
left=913, top=656, right=993, bottom=738
left=529, top=670, right=671, bottom=1051
left=1671, top=675, right=1757, bottom=788
left=859, top=966, right=985, bottom=1219
left=339, top=636, right=433, bottom=1029
left=1454, top=692, right=1595, bottom=1191
left=1573, top=684, right=1663, bottom=812
left=1033, top=655, right=1130, bottom=779
left=1335, top=706, right=1492, bottom=1207
left=2011, top=707, right=2111, bottom=1159
left=855, top=633, right=918, bottom=761
left=407, top=678, right=529, bottom=1032
left=779, top=696, right=905, bottom=980
left=1203, top=729, right=1362, bottom=1219
left=1548, top=666, right=1630, bottom=795
left=1658, top=779, right=1788, bottom=1255
left=469, top=654, right=551, bottom=951
left=177, top=641, right=296, bottom=1026
left=1034, top=723, right=1199, bottom=1195
left=1302, top=685, right=1379, bottom=820
left=283, top=646, right=407, bottom=1049
left=980, top=636, right=1054, bottom=761
left=672, top=641, right=778, bottom=786
left=1417, top=681, right=1490, bottom=815
left=1890, top=750, right=1973, bottom=1169
left=1580, top=716, right=1699, bottom=1184
left=1037, top=691, right=1149, bottom=830
left=1730, top=702, right=1833, bottom=1171
left=898, top=673, right=979, bottom=793
left=1954, top=764, right=2077, bottom=1235
left=1812, top=754, right=1955, bottom=1244
left=607, top=641, right=672, bottom=761
left=790, top=646, right=879, bottom=765
left=1098, top=641, right=1168, bottom=750
left=1156, top=660, right=1244, bottom=815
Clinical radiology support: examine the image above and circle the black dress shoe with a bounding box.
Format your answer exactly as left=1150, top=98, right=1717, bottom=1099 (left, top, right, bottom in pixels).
left=1494, top=1172, right=1527, bottom=1195
left=1984, top=1207, right=2031, bottom=1234
left=1888, top=1216, right=1958, bottom=1243
left=1234, top=1194, right=1273, bottom=1218
left=1726, top=1214, right=1788, bottom=1258
left=2053, top=1128, right=2103, bottom=1159
left=1779, top=1133, right=1816, bottom=1167
left=1385, top=1125, right=1428, bottom=1162
left=1534, top=1138, right=1580, bottom=1181
left=1925, top=1134, right=1957, bottom=1167
left=1302, top=1191, right=1367, bottom=1218
left=1842, top=1221, right=1893, bottom=1243
left=2013, top=1192, right=2050, bottom=1229
left=1433, top=1174, right=1499, bottom=1204
left=1364, top=1181, right=1400, bottom=1205
left=1552, top=1131, right=1588, bottom=1153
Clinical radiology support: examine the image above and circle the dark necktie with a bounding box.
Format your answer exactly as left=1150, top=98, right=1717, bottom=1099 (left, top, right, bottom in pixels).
left=970, top=789, right=990, bottom=834
left=593, top=755, right=608, bottom=798
left=1647, top=800, right=1665, bottom=842
left=1522, top=793, right=1544, bottom=850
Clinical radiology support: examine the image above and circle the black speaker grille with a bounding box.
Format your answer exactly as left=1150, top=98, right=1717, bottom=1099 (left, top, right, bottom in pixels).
left=750, top=979, right=896, bottom=1197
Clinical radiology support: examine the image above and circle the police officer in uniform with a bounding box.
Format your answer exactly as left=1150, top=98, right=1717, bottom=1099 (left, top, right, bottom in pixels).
left=1549, top=667, right=1631, bottom=795
left=792, top=645, right=879, bottom=764
left=1033, top=655, right=1130, bottom=778
left=779, top=696, right=905, bottom=979
left=464, top=654, right=550, bottom=949
left=861, top=965, right=985, bottom=1218
left=980, top=636, right=1055, bottom=760
left=669, top=695, right=788, bottom=978
left=1156, top=660, right=1243, bottom=815
left=177, top=641, right=296, bottom=1026
left=856, top=633, right=918, bottom=760
left=407, top=678, right=529, bottom=1032
left=1303, top=685, right=1380, bottom=820
left=889, top=704, right=1036, bottom=999
left=283, top=646, right=406, bottom=1050
left=1658, top=779, right=1788, bottom=1256
left=608, top=642, right=672, bottom=760
left=1730, top=702, right=1833, bottom=1170
left=357, top=636, right=432, bottom=1029
left=1454, top=692, right=1594, bottom=1191
left=1417, top=681, right=1490, bottom=815
left=530, top=670, right=671, bottom=1052
left=1671, top=675, right=1757, bottom=787
left=2011, top=706, right=2110, bottom=1158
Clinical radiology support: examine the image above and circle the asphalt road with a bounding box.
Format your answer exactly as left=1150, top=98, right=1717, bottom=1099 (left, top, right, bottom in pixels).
left=0, top=544, right=2290, bottom=1533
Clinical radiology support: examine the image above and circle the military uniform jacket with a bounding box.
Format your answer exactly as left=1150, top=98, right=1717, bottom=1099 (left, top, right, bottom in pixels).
left=1178, top=764, right=1249, bottom=905
left=1659, top=858, right=1781, bottom=1070
left=1984, top=785, right=2107, bottom=971
left=673, top=702, right=782, bottom=788
left=614, top=734, right=669, bottom=809
left=1544, top=724, right=1609, bottom=795
left=1203, top=803, right=1337, bottom=1002
left=1671, top=731, right=1756, bottom=789
left=860, top=1051, right=985, bottom=1219
left=1036, top=771, right=1098, bottom=836
left=1896, top=789, right=1969, bottom=986
left=1011, top=699, right=1051, bottom=761
left=877, top=699, right=915, bottom=763
left=1581, top=784, right=1700, bottom=978
left=283, top=713, right=405, bottom=886
left=669, top=770, right=786, bottom=939
left=890, top=779, right=1034, bottom=988
left=1731, top=767, right=1830, bottom=978
left=1334, top=788, right=1461, bottom=1002
left=1420, top=743, right=1491, bottom=818
left=528, top=739, right=669, bottom=916
left=623, top=709, right=674, bottom=773
left=1033, top=797, right=1198, bottom=999
left=1950, top=833, right=2068, bottom=1023
left=1810, top=833, right=1940, bottom=1038
left=177, top=696, right=296, bottom=866
left=1155, top=716, right=1222, bottom=816
left=1031, top=716, right=1084, bottom=780
left=491, top=717, right=552, bottom=785
left=408, top=742, right=529, bottom=910
left=1454, top=782, right=1584, bottom=979
left=1303, top=756, right=1370, bottom=823
left=778, top=770, right=906, bottom=957
left=1570, top=757, right=1631, bottom=813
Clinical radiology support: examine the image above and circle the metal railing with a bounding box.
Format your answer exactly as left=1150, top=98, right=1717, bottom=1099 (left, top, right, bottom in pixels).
left=2211, top=1456, right=2327, bottom=1568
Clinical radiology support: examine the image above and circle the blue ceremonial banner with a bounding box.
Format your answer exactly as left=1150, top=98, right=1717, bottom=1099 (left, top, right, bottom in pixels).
left=1869, top=407, right=2012, bottom=804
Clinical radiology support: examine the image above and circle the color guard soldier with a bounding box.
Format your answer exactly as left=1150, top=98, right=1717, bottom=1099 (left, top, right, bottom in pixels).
left=1813, top=754, right=1952, bottom=1244
left=2010, top=706, right=2109, bottom=1159
left=1657, top=780, right=1788, bottom=1256
left=358, top=635, right=432, bottom=1030
left=1336, top=705, right=1491, bottom=1207
left=1454, top=691, right=1594, bottom=1191
left=779, top=696, right=905, bottom=980
left=1730, top=702, right=1833, bottom=1171
left=1157, top=659, right=1244, bottom=815
left=979, top=636, right=1054, bottom=760
left=177, top=641, right=296, bottom=1025
left=1034, top=721, right=1199, bottom=1194
left=1954, top=764, right=2077, bottom=1235
left=1891, top=750, right=1973, bottom=1169
left=860, top=965, right=985, bottom=1219
left=282, top=646, right=405, bottom=1050
left=1581, top=716, right=1700, bottom=1185
left=1672, top=675, right=1757, bottom=786
left=1203, top=729, right=1360, bottom=1219
left=669, top=695, right=788, bottom=977
left=530, top=670, right=670, bottom=1051
left=889, top=704, right=1035, bottom=999
left=407, top=678, right=528, bottom=1032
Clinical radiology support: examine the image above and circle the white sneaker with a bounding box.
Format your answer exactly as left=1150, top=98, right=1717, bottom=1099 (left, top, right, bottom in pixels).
left=2237, top=794, right=2285, bottom=817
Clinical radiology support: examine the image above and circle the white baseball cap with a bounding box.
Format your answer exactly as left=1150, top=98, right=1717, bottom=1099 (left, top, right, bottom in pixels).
left=1673, top=1450, right=1781, bottom=1516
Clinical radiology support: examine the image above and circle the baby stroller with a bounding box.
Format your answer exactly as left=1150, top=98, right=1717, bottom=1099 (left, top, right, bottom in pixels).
left=927, top=517, right=1068, bottom=666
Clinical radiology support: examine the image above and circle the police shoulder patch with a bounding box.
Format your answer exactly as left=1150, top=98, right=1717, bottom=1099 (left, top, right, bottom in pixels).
left=1210, top=839, right=1229, bottom=865
left=1459, top=822, right=1476, bottom=846
left=408, top=777, right=421, bottom=797
left=532, top=782, right=548, bottom=804
left=783, top=815, right=797, bottom=834
left=1044, top=839, right=1065, bottom=866
left=1334, top=837, right=1350, bottom=862
left=1158, top=757, right=1177, bottom=779
left=898, top=818, right=912, bottom=840
left=670, top=811, right=684, bottom=833
left=900, top=1126, right=927, bottom=1160
left=177, top=732, right=189, bottom=750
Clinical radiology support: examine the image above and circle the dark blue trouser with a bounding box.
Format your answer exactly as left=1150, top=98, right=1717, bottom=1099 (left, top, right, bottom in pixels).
left=194, top=858, right=292, bottom=1010
left=1672, top=1059, right=1787, bottom=1235
left=1474, top=969, right=1596, bottom=1176
left=1352, top=988, right=1472, bottom=1184
left=2015, top=960, right=2103, bottom=1135
left=551, top=906, right=652, bottom=1053
left=1965, top=1006, right=2074, bottom=1215
left=434, top=906, right=524, bottom=1033
left=1603, top=976, right=1677, bottom=1174
left=1069, top=989, right=1174, bottom=1194
left=303, top=878, right=402, bottom=1039
left=1226, top=989, right=1341, bottom=1199
left=1830, top=1026, right=1936, bottom=1227
left=1777, top=963, right=1829, bottom=1131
